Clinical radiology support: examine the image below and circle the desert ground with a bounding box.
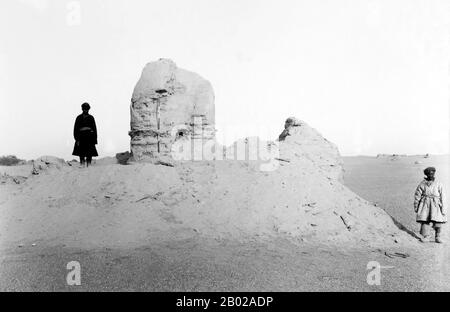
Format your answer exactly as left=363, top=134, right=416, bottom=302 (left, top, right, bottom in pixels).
left=0, top=154, right=448, bottom=291
left=343, top=154, right=450, bottom=291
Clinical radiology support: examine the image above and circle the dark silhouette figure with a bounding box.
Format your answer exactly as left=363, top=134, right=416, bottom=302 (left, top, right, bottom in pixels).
left=72, top=103, right=98, bottom=167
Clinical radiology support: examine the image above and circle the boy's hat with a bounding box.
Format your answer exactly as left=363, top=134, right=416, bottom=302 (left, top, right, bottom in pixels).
left=424, top=167, right=436, bottom=175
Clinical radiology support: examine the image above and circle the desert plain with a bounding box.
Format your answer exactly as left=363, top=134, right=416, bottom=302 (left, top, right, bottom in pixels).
left=0, top=153, right=448, bottom=291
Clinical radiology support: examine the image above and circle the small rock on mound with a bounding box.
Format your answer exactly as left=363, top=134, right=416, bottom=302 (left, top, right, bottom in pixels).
left=31, top=156, right=67, bottom=174
left=0, top=173, right=27, bottom=185
left=116, top=151, right=132, bottom=165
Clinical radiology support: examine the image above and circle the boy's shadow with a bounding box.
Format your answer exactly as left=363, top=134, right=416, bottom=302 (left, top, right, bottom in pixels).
left=388, top=215, right=421, bottom=240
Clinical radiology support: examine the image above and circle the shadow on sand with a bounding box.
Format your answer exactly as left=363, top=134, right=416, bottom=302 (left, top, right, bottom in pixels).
left=388, top=214, right=421, bottom=240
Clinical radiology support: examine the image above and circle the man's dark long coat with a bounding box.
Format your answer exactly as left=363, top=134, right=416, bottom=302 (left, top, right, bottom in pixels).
left=72, top=113, right=98, bottom=157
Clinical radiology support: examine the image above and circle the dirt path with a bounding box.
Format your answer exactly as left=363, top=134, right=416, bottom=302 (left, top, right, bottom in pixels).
left=0, top=237, right=424, bottom=291
left=418, top=231, right=450, bottom=291
left=343, top=155, right=450, bottom=291
left=0, top=155, right=446, bottom=291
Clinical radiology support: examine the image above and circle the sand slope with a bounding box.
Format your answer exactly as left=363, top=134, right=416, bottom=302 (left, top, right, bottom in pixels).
left=0, top=124, right=418, bottom=250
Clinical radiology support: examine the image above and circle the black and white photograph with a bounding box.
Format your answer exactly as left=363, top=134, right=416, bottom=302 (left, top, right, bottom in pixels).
left=0, top=0, right=449, bottom=300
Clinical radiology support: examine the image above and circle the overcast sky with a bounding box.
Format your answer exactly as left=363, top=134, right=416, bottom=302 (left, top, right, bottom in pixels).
left=0, top=0, right=448, bottom=160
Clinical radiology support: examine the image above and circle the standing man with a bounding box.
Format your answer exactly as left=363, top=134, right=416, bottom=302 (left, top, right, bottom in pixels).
left=414, top=167, right=447, bottom=243
left=72, top=102, right=98, bottom=167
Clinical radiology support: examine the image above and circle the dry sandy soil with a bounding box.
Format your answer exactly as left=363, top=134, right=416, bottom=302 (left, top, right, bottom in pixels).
left=0, top=154, right=448, bottom=291
left=343, top=154, right=450, bottom=291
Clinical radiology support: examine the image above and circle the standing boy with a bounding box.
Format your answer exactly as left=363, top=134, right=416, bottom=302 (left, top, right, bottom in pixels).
left=414, top=167, right=446, bottom=243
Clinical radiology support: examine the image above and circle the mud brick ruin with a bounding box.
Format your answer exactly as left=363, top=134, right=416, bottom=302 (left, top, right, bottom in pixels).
left=129, top=59, right=216, bottom=161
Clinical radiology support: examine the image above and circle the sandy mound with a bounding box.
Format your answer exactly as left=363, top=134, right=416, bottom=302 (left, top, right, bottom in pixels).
left=278, top=117, right=344, bottom=182
left=0, top=119, right=416, bottom=249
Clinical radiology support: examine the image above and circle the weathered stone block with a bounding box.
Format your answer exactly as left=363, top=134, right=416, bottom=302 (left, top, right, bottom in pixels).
left=129, top=59, right=215, bottom=161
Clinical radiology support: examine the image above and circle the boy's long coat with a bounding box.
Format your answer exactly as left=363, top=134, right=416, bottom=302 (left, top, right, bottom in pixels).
left=414, top=180, right=447, bottom=223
